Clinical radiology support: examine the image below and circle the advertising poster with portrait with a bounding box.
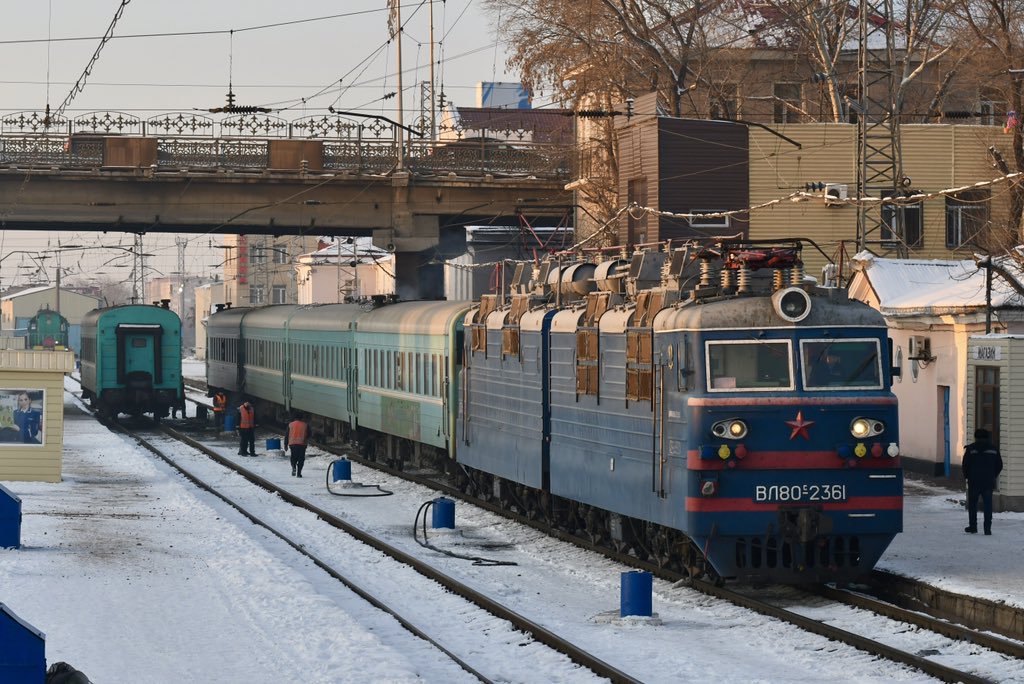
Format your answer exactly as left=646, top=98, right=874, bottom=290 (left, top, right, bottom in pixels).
left=0, top=389, right=45, bottom=446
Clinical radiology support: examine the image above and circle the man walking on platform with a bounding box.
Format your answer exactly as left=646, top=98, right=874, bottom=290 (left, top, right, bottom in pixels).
left=963, top=428, right=1003, bottom=535
left=237, top=400, right=257, bottom=457
left=285, top=413, right=310, bottom=477
left=213, top=390, right=228, bottom=431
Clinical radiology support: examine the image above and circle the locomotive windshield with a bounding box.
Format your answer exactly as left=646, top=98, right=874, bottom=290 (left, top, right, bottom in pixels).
left=801, top=339, right=883, bottom=390
left=706, top=340, right=793, bottom=391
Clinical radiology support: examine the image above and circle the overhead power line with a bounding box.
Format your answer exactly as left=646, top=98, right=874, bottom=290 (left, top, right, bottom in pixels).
left=47, top=0, right=133, bottom=125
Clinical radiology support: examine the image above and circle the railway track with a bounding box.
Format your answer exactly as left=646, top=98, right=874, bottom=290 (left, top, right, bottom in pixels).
left=76, top=387, right=639, bottom=683
left=180, top=381, right=1023, bottom=681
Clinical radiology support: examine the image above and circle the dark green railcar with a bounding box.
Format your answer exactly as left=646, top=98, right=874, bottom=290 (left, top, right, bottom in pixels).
left=79, top=303, right=184, bottom=419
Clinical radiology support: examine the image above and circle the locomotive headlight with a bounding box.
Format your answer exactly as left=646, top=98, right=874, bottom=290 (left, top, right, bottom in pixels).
left=771, top=287, right=812, bottom=323
left=712, top=419, right=748, bottom=440
left=850, top=417, right=885, bottom=438
left=851, top=418, right=871, bottom=438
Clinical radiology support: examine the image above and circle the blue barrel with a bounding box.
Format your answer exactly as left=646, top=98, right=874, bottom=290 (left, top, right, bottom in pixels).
left=332, top=458, right=352, bottom=482
left=0, top=484, right=21, bottom=550
left=0, top=602, right=45, bottom=683
left=223, top=413, right=237, bottom=431
left=620, top=571, right=653, bottom=617
left=266, top=438, right=281, bottom=451
left=432, top=497, right=455, bottom=529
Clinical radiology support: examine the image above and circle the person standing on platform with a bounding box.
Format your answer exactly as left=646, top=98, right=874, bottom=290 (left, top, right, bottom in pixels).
left=285, top=413, right=310, bottom=477
left=237, top=400, right=257, bottom=457
left=213, top=391, right=228, bottom=431
left=963, top=427, right=1003, bottom=535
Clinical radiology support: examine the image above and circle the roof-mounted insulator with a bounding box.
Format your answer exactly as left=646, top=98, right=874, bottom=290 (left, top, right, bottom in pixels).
left=790, top=262, right=804, bottom=287
left=737, top=263, right=751, bottom=294
left=720, top=267, right=735, bottom=293
left=700, top=258, right=714, bottom=287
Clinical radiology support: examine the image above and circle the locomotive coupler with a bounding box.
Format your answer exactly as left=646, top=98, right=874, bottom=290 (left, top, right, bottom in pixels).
left=777, top=506, right=833, bottom=544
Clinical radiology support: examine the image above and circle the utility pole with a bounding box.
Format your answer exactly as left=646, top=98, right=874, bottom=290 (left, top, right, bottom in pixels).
left=389, top=0, right=405, bottom=169
left=429, top=0, right=436, bottom=140
left=131, top=234, right=145, bottom=303
left=176, top=235, right=187, bottom=323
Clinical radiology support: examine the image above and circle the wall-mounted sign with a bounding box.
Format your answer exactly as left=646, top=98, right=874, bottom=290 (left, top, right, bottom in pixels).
left=973, top=346, right=1002, bottom=361
left=0, top=389, right=45, bottom=446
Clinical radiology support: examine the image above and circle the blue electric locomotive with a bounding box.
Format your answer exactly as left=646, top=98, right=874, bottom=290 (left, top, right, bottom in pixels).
left=27, top=307, right=70, bottom=350
left=80, top=303, right=185, bottom=419
left=207, top=239, right=901, bottom=584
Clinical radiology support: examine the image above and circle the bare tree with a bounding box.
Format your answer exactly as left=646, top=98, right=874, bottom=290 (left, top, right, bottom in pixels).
left=947, top=0, right=1024, bottom=239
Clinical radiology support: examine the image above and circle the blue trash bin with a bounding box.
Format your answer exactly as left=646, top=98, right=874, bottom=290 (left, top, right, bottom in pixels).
left=266, top=438, right=281, bottom=451
left=0, top=602, right=45, bottom=683
left=0, top=484, right=21, bottom=550
left=332, top=459, right=352, bottom=482
left=620, top=571, right=653, bottom=617
left=223, top=413, right=237, bottom=431
left=432, top=497, right=455, bottom=529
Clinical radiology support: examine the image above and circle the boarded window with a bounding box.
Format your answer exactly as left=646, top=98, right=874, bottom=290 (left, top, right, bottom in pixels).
left=471, top=295, right=498, bottom=354
left=576, top=327, right=599, bottom=395
left=501, top=294, right=529, bottom=358
left=626, top=329, right=653, bottom=402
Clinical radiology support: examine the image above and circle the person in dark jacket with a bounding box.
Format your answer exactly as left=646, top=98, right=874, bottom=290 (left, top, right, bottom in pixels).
left=962, top=428, right=1004, bottom=535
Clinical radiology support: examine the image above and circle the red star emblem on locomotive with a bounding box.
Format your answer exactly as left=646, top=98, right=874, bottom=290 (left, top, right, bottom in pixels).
left=785, top=410, right=815, bottom=440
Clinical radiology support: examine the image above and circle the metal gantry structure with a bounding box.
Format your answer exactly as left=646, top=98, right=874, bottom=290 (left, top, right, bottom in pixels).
left=856, top=0, right=907, bottom=257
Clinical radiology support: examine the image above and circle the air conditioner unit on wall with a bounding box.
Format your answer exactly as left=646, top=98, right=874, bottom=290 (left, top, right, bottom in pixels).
left=909, top=335, right=932, bottom=360
left=824, top=183, right=848, bottom=206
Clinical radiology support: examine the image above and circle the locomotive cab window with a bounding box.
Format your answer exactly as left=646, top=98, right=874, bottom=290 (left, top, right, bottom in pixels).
left=706, top=340, right=793, bottom=391
left=801, top=339, right=883, bottom=390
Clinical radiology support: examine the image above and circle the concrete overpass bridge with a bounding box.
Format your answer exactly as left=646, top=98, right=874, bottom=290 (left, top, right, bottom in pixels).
left=0, top=110, right=575, bottom=298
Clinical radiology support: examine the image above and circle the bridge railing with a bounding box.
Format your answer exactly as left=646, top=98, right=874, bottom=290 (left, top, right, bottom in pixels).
left=0, top=110, right=573, bottom=179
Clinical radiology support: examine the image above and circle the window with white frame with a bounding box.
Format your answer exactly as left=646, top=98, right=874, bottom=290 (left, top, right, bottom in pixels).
left=946, top=189, right=991, bottom=248
left=249, top=284, right=265, bottom=305
left=251, top=247, right=267, bottom=265
left=272, top=285, right=287, bottom=304
left=688, top=210, right=730, bottom=229
left=710, top=83, right=738, bottom=119
left=774, top=82, right=801, bottom=123
left=978, top=87, right=1006, bottom=126
left=272, top=246, right=288, bottom=264
left=881, top=193, right=923, bottom=249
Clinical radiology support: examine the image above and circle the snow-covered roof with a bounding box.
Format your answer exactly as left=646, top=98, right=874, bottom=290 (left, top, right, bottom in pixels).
left=0, top=285, right=56, bottom=300
left=299, top=237, right=391, bottom=263
left=851, top=251, right=1024, bottom=316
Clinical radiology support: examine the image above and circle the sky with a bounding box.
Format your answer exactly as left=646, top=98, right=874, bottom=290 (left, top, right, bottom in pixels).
left=0, top=0, right=521, bottom=291
left=0, top=369, right=1022, bottom=682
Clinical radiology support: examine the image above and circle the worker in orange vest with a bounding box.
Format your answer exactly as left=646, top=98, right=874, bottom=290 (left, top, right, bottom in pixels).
left=237, top=400, right=256, bottom=457
left=285, top=412, right=311, bottom=477
left=212, top=391, right=228, bottom=431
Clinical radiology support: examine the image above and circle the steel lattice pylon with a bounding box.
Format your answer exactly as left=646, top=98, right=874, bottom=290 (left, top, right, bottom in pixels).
left=856, top=0, right=907, bottom=257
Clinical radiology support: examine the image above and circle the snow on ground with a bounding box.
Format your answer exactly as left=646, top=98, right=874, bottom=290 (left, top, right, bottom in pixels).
left=0, top=373, right=1021, bottom=683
